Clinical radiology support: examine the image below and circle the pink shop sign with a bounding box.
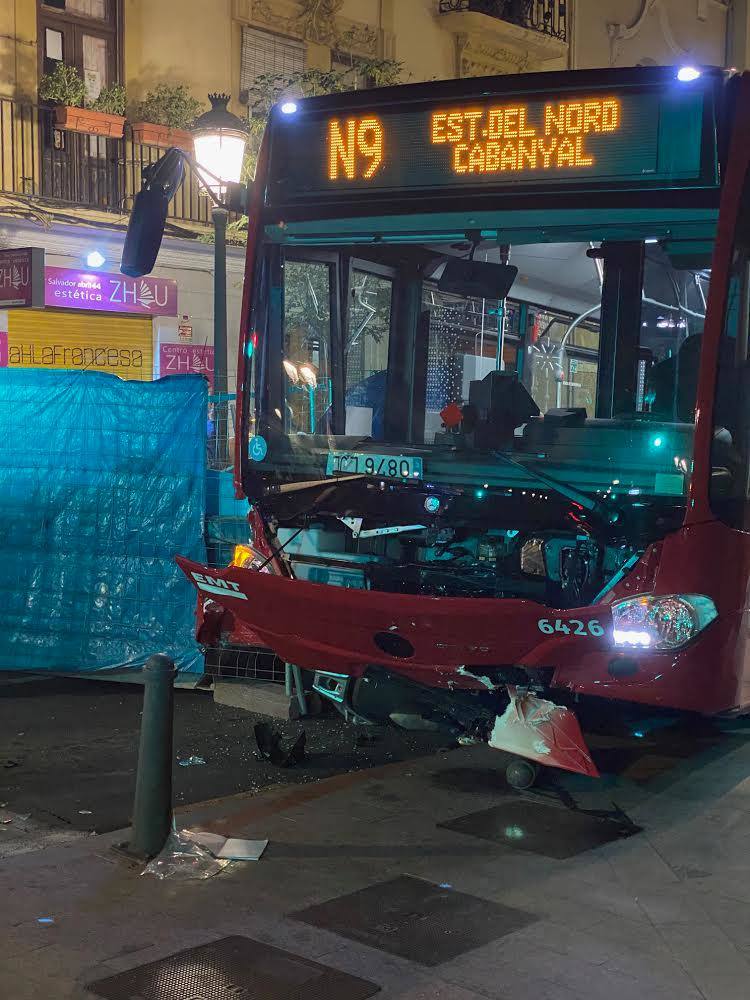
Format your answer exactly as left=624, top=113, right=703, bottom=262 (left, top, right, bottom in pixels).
left=44, top=266, right=178, bottom=316
left=0, top=248, right=44, bottom=307
left=159, top=343, right=214, bottom=389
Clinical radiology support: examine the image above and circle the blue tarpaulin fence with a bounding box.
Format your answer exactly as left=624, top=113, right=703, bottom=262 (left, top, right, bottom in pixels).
left=0, top=369, right=206, bottom=674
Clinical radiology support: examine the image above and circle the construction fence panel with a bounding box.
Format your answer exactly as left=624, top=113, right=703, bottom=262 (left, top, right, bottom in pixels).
left=0, top=369, right=206, bottom=674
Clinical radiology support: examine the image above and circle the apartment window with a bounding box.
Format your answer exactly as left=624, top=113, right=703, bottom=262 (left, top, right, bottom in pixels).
left=331, top=53, right=370, bottom=90
left=240, top=27, right=305, bottom=103
left=39, top=0, right=120, bottom=100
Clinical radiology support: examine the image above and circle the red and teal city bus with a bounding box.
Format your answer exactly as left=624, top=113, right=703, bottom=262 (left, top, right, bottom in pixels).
left=127, top=63, right=750, bottom=785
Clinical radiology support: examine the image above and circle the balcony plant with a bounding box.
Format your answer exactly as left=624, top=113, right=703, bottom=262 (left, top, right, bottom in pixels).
left=130, top=84, right=203, bottom=150
left=38, top=63, right=126, bottom=138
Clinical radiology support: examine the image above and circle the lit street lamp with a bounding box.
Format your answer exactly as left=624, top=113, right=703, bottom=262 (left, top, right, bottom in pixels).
left=191, top=93, right=248, bottom=464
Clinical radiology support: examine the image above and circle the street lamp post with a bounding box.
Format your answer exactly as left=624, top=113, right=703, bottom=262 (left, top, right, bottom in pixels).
left=191, top=93, right=248, bottom=466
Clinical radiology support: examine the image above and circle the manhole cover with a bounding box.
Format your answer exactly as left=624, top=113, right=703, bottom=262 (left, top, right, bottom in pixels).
left=439, top=800, right=640, bottom=859
left=86, top=936, right=379, bottom=1000
left=291, top=875, right=536, bottom=966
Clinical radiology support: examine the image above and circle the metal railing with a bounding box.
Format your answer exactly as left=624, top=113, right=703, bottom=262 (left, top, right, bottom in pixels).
left=0, top=99, right=211, bottom=227
left=438, top=0, right=567, bottom=41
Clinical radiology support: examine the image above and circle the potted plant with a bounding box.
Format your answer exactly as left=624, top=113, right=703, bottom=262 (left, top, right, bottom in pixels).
left=38, top=63, right=126, bottom=138
left=130, top=84, right=203, bottom=150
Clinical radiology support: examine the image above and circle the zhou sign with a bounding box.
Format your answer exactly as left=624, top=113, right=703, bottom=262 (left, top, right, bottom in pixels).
left=0, top=248, right=45, bottom=308
left=44, top=266, right=177, bottom=316
left=159, top=343, right=214, bottom=389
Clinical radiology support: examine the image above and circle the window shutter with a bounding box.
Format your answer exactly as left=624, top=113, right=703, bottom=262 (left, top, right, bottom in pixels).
left=240, top=27, right=305, bottom=99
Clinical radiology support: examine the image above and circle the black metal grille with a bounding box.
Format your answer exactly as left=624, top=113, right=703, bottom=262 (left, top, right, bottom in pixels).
left=0, top=99, right=211, bottom=226
left=438, top=0, right=567, bottom=41
left=87, top=936, right=380, bottom=1000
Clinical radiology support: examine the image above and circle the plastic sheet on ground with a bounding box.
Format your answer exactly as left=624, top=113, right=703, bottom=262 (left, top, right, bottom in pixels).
left=142, top=829, right=230, bottom=881
left=0, top=370, right=206, bottom=674
left=142, top=828, right=268, bottom=879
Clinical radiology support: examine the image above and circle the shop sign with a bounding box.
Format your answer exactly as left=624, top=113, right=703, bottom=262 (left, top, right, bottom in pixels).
left=0, top=248, right=45, bottom=308
left=44, top=266, right=178, bottom=316
left=159, top=343, right=214, bottom=389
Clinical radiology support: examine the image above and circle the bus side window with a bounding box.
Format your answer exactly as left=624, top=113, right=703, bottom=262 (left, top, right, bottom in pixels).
left=710, top=170, right=750, bottom=528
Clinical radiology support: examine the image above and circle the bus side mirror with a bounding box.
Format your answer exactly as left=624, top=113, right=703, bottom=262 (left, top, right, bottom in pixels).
left=121, top=148, right=186, bottom=277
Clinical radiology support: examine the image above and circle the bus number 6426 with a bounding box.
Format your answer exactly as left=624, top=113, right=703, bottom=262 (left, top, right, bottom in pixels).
left=537, top=618, right=604, bottom=637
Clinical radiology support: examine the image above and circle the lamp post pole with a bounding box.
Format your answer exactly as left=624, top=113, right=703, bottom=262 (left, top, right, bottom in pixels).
left=191, top=92, right=249, bottom=469
left=212, top=205, right=229, bottom=465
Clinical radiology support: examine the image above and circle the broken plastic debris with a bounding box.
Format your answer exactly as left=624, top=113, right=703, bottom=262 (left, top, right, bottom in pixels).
left=178, top=756, right=206, bottom=767
left=488, top=686, right=599, bottom=778
left=217, top=838, right=268, bottom=861
left=37, top=918, right=55, bottom=926
left=456, top=665, right=498, bottom=690
left=254, top=723, right=306, bottom=767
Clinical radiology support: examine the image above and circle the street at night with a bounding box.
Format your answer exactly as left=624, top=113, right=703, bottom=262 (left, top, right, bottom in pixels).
left=5, top=1, right=750, bottom=998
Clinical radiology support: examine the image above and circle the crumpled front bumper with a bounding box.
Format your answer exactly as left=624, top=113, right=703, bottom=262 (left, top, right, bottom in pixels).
left=176, top=556, right=612, bottom=680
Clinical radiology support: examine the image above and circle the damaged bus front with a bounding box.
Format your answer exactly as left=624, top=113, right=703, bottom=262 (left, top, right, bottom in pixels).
left=124, top=64, right=750, bottom=785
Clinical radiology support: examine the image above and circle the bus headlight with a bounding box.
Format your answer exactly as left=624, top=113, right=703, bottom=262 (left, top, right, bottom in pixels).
left=611, top=594, right=717, bottom=651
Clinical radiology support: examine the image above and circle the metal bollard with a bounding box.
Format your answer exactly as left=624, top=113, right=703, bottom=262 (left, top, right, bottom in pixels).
left=130, top=653, right=177, bottom=858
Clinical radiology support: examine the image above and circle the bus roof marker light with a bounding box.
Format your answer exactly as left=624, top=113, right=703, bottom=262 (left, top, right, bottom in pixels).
left=677, top=66, right=701, bottom=82
left=280, top=101, right=298, bottom=115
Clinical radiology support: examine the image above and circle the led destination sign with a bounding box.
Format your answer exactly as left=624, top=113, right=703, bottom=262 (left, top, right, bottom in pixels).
left=269, top=84, right=711, bottom=204
left=329, top=98, right=622, bottom=181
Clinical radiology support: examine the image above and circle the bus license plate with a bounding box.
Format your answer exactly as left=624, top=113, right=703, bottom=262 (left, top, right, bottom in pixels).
left=326, top=452, right=423, bottom=481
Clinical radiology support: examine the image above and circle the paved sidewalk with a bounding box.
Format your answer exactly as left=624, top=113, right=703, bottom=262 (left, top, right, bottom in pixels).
left=3, top=735, right=750, bottom=1000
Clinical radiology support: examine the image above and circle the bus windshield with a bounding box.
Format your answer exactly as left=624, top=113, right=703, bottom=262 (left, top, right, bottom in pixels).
left=250, top=233, right=712, bottom=512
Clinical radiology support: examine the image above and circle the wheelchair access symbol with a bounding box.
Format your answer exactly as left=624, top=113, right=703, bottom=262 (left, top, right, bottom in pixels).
left=249, top=436, right=268, bottom=462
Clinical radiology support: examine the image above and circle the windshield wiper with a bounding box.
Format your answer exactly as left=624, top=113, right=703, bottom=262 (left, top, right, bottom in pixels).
left=491, top=450, right=619, bottom=525
left=265, top=473, right=366, bottom=495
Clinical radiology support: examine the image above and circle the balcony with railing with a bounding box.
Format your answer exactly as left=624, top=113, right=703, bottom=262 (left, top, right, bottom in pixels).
left=0, top=99, right=211, bottom=229
left=438, top=0, right=567, bottom=41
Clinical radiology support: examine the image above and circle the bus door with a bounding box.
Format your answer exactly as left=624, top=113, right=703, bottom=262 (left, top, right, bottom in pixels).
left=343, top=259, right=395, bottom=442
left=279, top=250, right=341, bottom=436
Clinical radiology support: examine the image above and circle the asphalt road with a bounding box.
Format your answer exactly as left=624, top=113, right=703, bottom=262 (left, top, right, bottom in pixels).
left=0, top=675, right=449, bottom=844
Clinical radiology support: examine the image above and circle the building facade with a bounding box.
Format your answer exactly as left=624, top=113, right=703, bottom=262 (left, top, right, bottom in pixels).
left=0, top=0, right=745, bottom=399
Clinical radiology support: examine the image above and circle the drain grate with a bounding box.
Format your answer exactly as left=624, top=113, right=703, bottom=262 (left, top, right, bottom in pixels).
left=86, top=936, right=380, bottom=1000
left=291, top=875, right=536, bottom=966
left=439, top=799, right=640, bottom=859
